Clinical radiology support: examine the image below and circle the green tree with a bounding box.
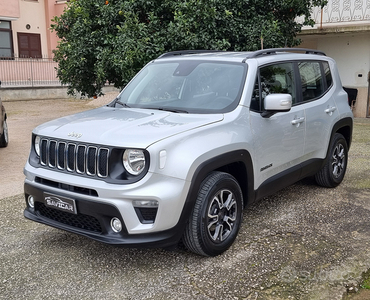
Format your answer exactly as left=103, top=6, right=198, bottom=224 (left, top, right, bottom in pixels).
left=51, top=0, right=327, bottom=97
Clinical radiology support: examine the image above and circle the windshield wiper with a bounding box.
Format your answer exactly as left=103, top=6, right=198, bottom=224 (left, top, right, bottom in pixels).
left=113, top=98, right=130, bottom=108
left=144, top=107, right=189, bottom=113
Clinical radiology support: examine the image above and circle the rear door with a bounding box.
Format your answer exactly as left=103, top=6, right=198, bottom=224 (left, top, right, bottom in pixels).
left=298, top=60, right=339, bottom=162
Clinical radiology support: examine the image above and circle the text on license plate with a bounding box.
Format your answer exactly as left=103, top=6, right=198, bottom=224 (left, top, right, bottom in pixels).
left=44, top=193, right=77, bottom=215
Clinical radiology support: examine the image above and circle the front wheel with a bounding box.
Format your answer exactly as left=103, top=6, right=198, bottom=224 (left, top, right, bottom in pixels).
left=315, top=133, right=348, bottom=188
left=183, top=172, right=243, bottom=256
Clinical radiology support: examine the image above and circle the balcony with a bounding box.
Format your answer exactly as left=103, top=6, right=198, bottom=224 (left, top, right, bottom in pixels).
left=299, top=0, right=370, bottom=33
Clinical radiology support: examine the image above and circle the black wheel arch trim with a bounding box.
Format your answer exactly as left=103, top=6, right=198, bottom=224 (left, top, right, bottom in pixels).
left=323, top=117, right=353, bottom=167
left=175, top=150, right=255, bottom=236
left=331, top=117, right=353, bottom=150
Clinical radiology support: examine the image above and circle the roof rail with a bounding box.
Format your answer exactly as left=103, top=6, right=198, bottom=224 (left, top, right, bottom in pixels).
left=157, top=50, right=224, bottom=59
left=245, top=48, right=326, bottom=60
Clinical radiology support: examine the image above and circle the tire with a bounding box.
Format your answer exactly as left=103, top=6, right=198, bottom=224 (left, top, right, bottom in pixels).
left=0, top=119, right=8, bottom=148
left=183, top=171, right=243, bottom=256
left=315, top=133, right=348, bottom=188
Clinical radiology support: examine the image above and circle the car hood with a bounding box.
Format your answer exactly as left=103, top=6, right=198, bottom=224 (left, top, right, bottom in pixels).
left=34, top=106, right=223, bottom=148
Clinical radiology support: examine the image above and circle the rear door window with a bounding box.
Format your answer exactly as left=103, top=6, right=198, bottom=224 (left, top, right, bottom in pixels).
left=298, top=61, right=330, bottom=102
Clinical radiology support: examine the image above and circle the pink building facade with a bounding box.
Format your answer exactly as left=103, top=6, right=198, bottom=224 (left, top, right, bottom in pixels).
left=0, top=0, right=66, bottom=58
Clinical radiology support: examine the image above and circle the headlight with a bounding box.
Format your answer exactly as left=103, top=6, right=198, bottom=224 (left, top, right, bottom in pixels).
left=123, top=149, right=146, bottom=176
left=34, top=136, right=41, bottom=156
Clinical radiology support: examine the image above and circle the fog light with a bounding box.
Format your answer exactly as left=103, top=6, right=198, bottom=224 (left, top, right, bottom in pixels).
left=110, top=217, right=122, bottom=233
left=28, top=195, right=35, bottom=208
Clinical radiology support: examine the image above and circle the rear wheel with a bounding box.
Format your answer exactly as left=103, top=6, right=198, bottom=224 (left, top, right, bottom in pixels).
left=0, top=119, right=8, bottom=148
left=315, top=133, right=348, bottom=188
left=183, top=171, right=243, bottom=256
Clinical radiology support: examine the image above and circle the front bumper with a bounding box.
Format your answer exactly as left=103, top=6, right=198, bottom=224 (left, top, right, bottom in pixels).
left=24, top=182, right=185, bottom=248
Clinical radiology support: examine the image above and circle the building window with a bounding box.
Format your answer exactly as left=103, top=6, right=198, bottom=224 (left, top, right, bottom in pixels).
left=17, top=32, right=42, bottom=58
left=0, top=21, right=14, bottom=58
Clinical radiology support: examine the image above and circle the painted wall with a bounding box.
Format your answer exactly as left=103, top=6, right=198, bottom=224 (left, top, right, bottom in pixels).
left=11, top=0, right=48, bottom=57
left=0, top=0, right=20, bottom=19
left=317, top=34, right=370, bottom=88
left=44, top=1, right=67, bottom=58
left=300, top=33, right=370, bottom=117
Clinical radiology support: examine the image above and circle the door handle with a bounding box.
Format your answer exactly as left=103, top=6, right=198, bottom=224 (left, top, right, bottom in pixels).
left=291, top=117, right=305, bottom=125
left=325, top=106, right=336, bottom=115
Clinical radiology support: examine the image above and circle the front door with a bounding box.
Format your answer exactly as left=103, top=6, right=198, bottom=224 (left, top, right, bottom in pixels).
left=250, top=62, right=305, bottom=191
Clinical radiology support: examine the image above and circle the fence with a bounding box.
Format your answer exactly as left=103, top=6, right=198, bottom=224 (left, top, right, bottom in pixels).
left=0, top=56, right=62, bottom=87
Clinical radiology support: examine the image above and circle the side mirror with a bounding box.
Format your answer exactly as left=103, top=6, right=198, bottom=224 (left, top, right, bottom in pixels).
left=261, top=93, right=292, bottom=118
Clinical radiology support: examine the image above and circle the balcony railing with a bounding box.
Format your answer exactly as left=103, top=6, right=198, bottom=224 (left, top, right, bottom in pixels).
left=320, top=0, right=370, bottom=23
left=0, top=56, right=62, bottom=87
left=298, top=0, right=370, bottom=27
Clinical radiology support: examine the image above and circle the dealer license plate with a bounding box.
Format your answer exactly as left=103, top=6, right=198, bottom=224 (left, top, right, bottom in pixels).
left=44, top=193, right=77, bottom=215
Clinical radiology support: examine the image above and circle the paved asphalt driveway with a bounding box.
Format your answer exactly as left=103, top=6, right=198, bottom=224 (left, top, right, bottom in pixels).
left=0, top=96, right=369, bottom=300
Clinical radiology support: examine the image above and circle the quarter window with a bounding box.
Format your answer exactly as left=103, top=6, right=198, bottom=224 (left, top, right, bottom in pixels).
left=323, top=61, right=332, bottom=88
left=298, top=61, right=324, bottom=101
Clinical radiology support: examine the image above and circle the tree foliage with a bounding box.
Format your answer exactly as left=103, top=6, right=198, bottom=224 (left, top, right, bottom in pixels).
left=51, top=0, right=327, bottom=97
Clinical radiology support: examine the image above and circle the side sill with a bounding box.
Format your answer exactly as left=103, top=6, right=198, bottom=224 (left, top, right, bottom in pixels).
left=254, top=158, right=324, bottom=201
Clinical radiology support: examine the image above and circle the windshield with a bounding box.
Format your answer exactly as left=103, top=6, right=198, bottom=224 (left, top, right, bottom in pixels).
left=114, top=60, right=246, bottom=113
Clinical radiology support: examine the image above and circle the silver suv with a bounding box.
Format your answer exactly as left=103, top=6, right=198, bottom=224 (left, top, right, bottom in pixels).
left=24, top=49, right=353, bottom=256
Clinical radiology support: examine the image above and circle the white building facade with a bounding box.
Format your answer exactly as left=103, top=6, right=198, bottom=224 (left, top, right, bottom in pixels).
left=299, top=0, right=370, bottom=117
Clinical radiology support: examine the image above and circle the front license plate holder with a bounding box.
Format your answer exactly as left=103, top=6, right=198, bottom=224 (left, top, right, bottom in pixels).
left=44, top=192, right=77, bottom=215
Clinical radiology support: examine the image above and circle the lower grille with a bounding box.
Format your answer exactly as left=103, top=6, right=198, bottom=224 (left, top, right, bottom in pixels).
left=135, top=207, right=158, bottom=224
left=36, top=202, right=102, bottom=233
left=35, top=177, right=98, bottom=197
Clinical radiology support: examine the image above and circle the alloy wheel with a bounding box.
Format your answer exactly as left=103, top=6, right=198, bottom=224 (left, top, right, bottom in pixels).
left=207, top=189, right=237, bottom=243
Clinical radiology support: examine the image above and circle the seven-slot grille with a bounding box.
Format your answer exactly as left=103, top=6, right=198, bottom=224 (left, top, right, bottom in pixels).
left=39, top=139, right=109, bottom=178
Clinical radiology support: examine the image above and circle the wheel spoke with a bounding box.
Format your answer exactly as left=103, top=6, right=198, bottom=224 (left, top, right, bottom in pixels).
left=332, top=164, right=339, bottom=177
left=224, top=215, right=235, bottom=231
left=338, top=148, right=345, bottom=159
left=223, top=192, right=235, bottom=210
left=212, top=224, right=223, bottom=241
left=213, top=195, right=222, bottom=210
left=207, top=215, right=218, bottom=229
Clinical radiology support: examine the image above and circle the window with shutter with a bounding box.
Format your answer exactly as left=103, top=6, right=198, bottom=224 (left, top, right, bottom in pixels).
left=17, top=32, right=42, bottom=58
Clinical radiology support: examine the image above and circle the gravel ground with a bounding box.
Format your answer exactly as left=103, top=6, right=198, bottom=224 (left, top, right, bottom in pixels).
left=0, top=96, right=369, bottom=300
